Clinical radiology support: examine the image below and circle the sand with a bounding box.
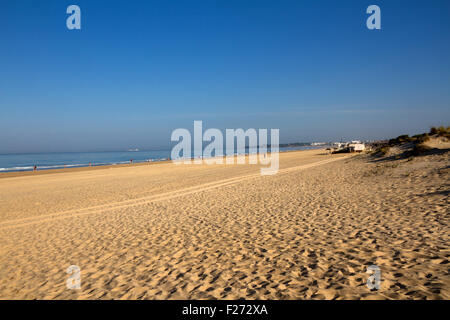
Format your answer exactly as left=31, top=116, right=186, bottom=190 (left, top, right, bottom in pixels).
left=0, top=149, right=448, bottom=300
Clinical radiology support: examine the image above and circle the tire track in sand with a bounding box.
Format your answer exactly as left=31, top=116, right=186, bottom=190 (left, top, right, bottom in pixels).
left=0, top=156, right=348, bottom=230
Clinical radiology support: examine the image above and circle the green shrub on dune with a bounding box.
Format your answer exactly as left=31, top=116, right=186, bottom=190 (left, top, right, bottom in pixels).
left=389, top=134, right=411, bottom=146
left=411, top=133, right=430, bottom=144
left=429, top=126, right=450, bottom=138
left=376, top=146, right=390, bottom=155
left=375, top=125, right=448, bottom=158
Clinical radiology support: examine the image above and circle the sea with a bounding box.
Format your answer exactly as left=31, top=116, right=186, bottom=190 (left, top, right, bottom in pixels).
left=0, top=146, right=321, bottom=173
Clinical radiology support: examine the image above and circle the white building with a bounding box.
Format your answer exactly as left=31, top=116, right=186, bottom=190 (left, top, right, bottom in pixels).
left=348, top=143, right=365, bottom=152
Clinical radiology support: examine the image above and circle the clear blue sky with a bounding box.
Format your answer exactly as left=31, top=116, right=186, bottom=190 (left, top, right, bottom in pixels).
left=1, top=0, right=449, bottom=153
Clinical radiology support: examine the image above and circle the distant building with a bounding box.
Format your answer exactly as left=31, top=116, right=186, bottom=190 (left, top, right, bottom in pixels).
left=348, top=143, right=365, bottom=152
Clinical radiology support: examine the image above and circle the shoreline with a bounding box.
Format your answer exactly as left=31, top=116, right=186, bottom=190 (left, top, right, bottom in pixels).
left=0, top=148, right=325, bottom=179
left=0, top=159, right=173, bottom=179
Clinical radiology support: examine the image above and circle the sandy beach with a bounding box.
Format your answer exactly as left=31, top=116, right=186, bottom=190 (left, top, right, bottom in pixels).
left=0, top=149, right=448, bottom=300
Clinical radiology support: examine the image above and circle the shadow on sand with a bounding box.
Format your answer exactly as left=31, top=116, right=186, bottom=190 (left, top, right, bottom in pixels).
left=368, top=147, right=450, bottom=164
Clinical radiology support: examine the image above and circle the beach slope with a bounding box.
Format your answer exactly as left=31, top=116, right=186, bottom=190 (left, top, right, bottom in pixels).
left=0, top=149, right=448, bottom=299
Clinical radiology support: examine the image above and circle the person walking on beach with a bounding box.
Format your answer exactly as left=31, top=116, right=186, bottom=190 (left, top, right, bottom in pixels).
left=130, top=159, right=133, bottom=164
left=33, top=165, right=37, bottom=172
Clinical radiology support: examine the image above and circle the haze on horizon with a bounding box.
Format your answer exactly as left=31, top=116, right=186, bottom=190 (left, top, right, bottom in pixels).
left=1, top=0, right=449, bottom=154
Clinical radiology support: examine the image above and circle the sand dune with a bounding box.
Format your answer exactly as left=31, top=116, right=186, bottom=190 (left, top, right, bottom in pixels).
left=0, top=149, right=448, bottom=299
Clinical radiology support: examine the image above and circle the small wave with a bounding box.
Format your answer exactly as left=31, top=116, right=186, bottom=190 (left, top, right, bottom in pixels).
left=37, top=164, right=86, bottom=169
left=0, top=166, right=34, bottom=172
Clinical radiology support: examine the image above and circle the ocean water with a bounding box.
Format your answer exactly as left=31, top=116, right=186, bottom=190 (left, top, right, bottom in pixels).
left=0, top=150, right=170, bottom=172
left=0, top=146, right=320, bottom=172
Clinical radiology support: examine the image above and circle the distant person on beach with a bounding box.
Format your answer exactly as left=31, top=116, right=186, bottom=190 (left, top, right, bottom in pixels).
left=33, top=165, right=37, bottom=171
left=130, top=159, right=133, bottom=164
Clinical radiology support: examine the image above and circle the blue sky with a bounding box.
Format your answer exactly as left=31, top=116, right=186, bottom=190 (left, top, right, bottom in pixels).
left=0, top=0, right=449, bottom=153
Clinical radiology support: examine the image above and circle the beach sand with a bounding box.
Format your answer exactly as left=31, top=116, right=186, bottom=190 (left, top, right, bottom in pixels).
left=0, top=149, right=448, bottom=299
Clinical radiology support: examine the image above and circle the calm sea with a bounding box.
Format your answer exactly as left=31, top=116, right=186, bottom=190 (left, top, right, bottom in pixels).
left=0, top=146, right=319, bottom=172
